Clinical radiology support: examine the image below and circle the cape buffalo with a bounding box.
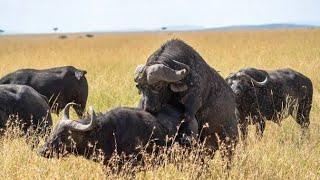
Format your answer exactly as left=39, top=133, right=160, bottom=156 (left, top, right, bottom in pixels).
left=0, top=66, right=88, bottom=117
left=134, top=39, right=238, bottom=157
left=0, top=84, right=52, bottom=134
left=38, top=103, right=182, bottom=162
left=226, top=68, right=313, bottom=139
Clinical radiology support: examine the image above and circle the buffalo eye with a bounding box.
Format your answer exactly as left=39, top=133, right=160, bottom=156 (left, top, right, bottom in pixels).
left=152, top=83, right=163, bottom=91
left=150, top=85, right=162, bottom=94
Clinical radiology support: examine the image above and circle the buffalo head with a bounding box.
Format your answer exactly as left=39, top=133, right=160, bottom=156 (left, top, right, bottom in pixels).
left=227, top=71, right=269, bottom=97
left=38, top=103, right=97, bottom=158
left=134, top=60, right=190, bottom=113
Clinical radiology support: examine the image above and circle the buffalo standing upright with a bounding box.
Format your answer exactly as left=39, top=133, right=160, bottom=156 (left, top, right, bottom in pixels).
left=134, top=39, right=238, bottom=157
left=226, top=68, right=313, bottom=139
left=0, top=66, right=88, bottom=117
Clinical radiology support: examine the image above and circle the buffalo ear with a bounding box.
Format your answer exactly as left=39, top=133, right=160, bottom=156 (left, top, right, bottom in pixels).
left=170, top=82, right=188, bottom=92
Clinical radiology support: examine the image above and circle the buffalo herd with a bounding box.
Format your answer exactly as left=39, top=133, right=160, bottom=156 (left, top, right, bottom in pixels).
left=0, top=39, right=313, bottom=167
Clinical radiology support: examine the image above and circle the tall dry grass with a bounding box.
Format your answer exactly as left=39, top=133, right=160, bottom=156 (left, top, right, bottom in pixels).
left=0, top=29, right=319, bottom=179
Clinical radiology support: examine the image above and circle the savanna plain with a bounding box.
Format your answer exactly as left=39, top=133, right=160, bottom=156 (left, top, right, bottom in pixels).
left=0, top=29, right=319, bottom=179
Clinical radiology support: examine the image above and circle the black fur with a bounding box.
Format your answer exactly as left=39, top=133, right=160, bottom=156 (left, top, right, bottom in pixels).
left=0, top=66, right=88, bottom=117
left=38, top=106, right=182, bottom=163
left=136, top=39, right=238, bottom=154
left=0, top=84, right=52, bottom=134
left=226, top=67, right=313, bottom=139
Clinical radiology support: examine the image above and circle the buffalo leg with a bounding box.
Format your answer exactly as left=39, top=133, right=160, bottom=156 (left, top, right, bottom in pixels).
left=74, top=82, right=88, bottom=118
left=74, top=95, right=88, bottom=118
left=295, top=103, right=311, bottom=129
left=295, top=102, right=311, bottom=138
left=202, top=125, right=237, bottom=169
left=216, top=132, right=237, bottom=170
left=239, top=120, right=249, bottom=141
left=255, top=119, right=265, bottom=139
left=181, top=91, right=201, bottom=137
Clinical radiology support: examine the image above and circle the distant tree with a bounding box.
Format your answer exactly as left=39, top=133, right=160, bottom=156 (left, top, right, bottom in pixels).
left=59, top=35, right=67, bottom=39
left=161, top=27, right=167, bottom=30
left=86, top=34, right=94, bottom=38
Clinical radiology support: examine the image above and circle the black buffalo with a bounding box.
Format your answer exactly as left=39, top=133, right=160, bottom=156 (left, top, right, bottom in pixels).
left=226, top=68, right=313, bottom=139
left=0, top=84, right=52, bottom=134
left=134, top=39, right=238, bottom=156
left=0, top=66, right=88, bottom=117
left=38, top=103, right=182, bottom=162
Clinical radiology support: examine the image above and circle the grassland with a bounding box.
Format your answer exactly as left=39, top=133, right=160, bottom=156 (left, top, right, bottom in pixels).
left=0, top=29, right=319, bottom=179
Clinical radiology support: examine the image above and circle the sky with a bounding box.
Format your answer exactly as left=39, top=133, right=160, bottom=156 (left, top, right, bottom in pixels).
left=0, top=0, right=319, bottom=34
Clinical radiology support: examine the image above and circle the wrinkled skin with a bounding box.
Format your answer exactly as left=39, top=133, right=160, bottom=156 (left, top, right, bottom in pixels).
left=226, top=68, right=313, bottom=139
left=135, top=39, right=239, bottom=158
left=38, top=105, right=183, bottom=164
left=0, top=66, right=88, bottom=117
left=136, top=82, right=174, bottom=113
left=0, top=84, right=52, bottom=135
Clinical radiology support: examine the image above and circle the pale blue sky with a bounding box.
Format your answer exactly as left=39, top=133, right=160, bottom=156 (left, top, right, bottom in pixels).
left=1, top=0, right=319, bottom=33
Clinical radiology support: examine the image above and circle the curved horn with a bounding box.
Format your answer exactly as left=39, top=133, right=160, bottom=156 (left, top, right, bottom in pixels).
left=171, top=60, right=190, bottom=72
left=62, top=103, right=79, bottom=120
left=68, top=106, right=97, bottom=132
left=239, top=72, right=269, bottom=87
left=253, top=75, right=268, bottom=86
left=146, top=64, right=189, bottom=84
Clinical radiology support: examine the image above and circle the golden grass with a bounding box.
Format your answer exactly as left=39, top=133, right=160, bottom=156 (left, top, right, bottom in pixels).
left=0, top=29, right=320, bottom=179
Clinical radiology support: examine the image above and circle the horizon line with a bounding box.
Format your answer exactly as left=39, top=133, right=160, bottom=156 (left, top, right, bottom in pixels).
left=1, top=22, right=319, bottom=35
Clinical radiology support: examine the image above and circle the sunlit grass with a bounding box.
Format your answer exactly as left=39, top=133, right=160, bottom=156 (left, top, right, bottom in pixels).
left=0, top=29, right=319, bottom=179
